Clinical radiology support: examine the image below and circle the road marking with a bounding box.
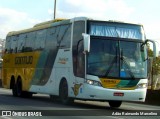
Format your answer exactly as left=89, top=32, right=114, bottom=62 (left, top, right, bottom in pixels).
left=106, top=116, right=124, bottom=119
left=0, top=116, right=13, bottom=119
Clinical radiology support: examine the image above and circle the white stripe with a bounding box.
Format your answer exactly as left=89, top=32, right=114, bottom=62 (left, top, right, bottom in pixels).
left=106, top=116, right=124, bottom=119
left=0, top=116, right=13, bottom=119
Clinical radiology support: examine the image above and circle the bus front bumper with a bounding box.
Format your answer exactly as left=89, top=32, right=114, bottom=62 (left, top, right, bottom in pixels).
left=80, top=84, right=147, bottom=102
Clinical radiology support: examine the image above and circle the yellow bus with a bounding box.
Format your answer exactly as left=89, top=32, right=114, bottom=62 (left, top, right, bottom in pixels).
left=2, top=17, right=158, bottom=107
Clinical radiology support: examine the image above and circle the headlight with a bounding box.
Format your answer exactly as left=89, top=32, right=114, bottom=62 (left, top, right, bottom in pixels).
left=85, top=79, right=102, bottom=87
left=137, top=83, right=147, bottom=89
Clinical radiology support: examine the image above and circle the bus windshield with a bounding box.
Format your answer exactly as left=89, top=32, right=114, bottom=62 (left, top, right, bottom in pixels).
left=87, top=37, right=147, bottom=79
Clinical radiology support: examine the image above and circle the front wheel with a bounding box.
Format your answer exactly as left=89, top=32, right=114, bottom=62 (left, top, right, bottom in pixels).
left=108, top=101, right=122, bottom=108
left=59, top=79, right=74, bottom=104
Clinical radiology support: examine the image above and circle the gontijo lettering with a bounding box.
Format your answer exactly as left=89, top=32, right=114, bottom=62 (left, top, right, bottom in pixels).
left=15, top=56, right=33, bottom=64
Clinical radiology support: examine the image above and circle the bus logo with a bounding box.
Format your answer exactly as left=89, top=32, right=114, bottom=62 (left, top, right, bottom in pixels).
left=15, top=56, right=33, bottom=65
left=58, top=57, right=68, bottom=64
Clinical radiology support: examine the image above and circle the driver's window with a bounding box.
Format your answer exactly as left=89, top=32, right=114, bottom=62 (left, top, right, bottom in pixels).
left=77, top=40, right=85, bottom=78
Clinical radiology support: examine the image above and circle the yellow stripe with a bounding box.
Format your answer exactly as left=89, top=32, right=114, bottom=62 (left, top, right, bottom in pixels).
left=100, top=78, right=121, bottom=88
left=100, top=78, right=136, bottom=90
left=2, top=51, right=41, bottom=90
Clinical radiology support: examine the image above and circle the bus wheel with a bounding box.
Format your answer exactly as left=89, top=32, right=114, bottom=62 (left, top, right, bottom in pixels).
left=12, top=84, right=18, bottom=97
left=50, top=95, right=55, bottom=101
left=16, top=79, right=23, bottom=97
left=108, top=101, right=122, bottom=108
left=59, top=79, right=73, bottom=104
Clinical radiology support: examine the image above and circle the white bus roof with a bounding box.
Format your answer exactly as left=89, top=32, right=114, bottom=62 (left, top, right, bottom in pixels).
left=7, top=17, right=142, bottom=37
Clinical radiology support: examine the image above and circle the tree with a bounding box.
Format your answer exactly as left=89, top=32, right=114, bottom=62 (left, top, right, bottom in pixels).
left=152, top=57, right=160, bottom=75
left=147, top=44, right=160, bottom=75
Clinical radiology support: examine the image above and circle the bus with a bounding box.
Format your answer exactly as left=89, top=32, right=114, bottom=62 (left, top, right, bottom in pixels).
left=2, top=17, right=158, bottom=107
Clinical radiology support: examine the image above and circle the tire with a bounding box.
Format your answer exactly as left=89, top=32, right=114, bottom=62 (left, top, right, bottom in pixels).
left=109, top=101, right=122, bottom=108
left=59, top=79, right=73, bottom=104
left=16, top=79, right=22, bottom=97
left=50, top=95, right=55, bottom=101
left=12, top=84, right=18, bottom=97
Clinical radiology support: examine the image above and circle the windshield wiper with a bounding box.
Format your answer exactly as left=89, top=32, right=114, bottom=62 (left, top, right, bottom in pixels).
left=120, top=56, right=135, bottom=79
left=105, top=45, right=119, bottom=77
left=105, top=49, right=119, bottom=77
left=105, top=56, right=117, bottom=76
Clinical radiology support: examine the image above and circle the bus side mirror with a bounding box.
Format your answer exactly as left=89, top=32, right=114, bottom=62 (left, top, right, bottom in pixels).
left=82, top=33, right=90, bottom=52
left=146, top=39, right=159, bottom=58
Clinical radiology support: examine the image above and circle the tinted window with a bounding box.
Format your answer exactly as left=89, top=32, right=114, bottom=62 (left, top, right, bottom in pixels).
left=57, top=24, right=71, bottom=48
left=17, top=34, right=26, bottom=52
left=5, top=36, right=11, bottom=53
left=25, top=32, right=36, bottom=52
left=72, top=21, right=85, bottom=77
left=35, top=29, right=46, bottom=50
left=45, top=27, right=57, bottom=50
left=10, top=36, right=18, bottom=53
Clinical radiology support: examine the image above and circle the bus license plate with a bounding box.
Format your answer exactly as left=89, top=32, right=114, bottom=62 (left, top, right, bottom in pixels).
left=114, top=92, right=124, bottom=96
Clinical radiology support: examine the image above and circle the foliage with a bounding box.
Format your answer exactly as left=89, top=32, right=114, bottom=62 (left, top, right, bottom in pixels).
left=148, top=48, right=153, bottom=57
left=152, top=57, right=160, bottom=75
left=148, top=46, right=160, bottom=75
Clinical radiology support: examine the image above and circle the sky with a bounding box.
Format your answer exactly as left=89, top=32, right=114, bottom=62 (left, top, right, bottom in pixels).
left=0, top=0, right=160, bottom=43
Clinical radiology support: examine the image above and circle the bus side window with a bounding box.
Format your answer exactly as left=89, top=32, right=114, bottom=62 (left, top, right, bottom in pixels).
left=17, top=34, right=26, bottom=52
left=25, top=32, right=35, bottom=52
left=57, top=24, right=71, bottom=48
left=35, top=29, right=46, bottom=50
left=77, top=40, right=85, bottom=77
left=45, top=27, right=56, bottom=50
left=5, top=37, right=11, bottom=53
left=10, top=36, right=18, bottom=53
left=72, top=21, right=85, bottom=77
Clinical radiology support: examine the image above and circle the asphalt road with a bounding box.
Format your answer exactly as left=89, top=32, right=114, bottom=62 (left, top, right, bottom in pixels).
left=0, top=88, right=160, bottom=119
